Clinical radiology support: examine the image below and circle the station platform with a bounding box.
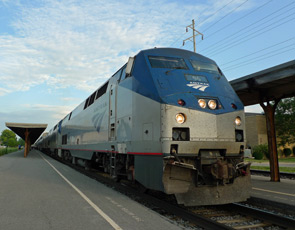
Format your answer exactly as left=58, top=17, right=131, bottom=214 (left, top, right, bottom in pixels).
left=250, top=174, right=295, bottom=209
left=1, top=150, right=294, bottom=230
left=0, top=150, right=182, bottom=230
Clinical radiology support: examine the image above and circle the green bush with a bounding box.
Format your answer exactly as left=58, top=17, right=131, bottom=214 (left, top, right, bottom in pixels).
left=0, top=147, right=18, bottom=156
left=293, top=146, right=295, bottom=155
left=283, top=148, right=292, bottom=157
left=277, top=149, right=283, bottom=157
left=264, top=147, right=270, bottom=159
left=252, top=151, right=263, bottom=160
left=252, top=144, right=268, bottom=160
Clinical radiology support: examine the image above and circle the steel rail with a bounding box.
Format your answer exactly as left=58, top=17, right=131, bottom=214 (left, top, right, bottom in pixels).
left=44, top=152, right=295, bottom=229
left=251, top=169, right=295, bottom=179
left=44, top=152, right=232, bottom=229
left=224, top=203, right=295, bottom=229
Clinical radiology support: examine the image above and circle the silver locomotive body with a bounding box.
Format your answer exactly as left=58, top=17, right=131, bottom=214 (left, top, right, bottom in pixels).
left=161, top=104, right=250, bottom=206
left=36, top=48, right=251, bottom=206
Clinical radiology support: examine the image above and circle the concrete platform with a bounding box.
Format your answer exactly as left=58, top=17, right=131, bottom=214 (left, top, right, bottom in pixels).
left=0, top=150, right=182, bottom=230
left=1, top=150, right=294, bottom=230
left=250, top=174, right=295, bottom=207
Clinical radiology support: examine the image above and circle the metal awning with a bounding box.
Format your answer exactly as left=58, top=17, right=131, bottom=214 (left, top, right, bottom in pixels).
left=230, top=60, right=295, bottom=182
left=230, top=60, right=295, bottom=106
left=5, top=123, right=47, bottom=144
left=5, top=123, right=47, bottom=157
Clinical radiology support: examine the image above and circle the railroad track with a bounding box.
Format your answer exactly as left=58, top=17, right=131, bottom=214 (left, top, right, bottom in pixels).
left=190, top=203, right=295, bottom=229
left=45, top=152, right=295, bottom=230
left=251, top=169, right=295, bottom=180
left=133, top=192, right=295, bottom=229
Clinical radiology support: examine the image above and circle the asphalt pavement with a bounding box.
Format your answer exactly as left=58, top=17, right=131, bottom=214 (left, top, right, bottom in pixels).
left=2, top=149, right=294, bottom=230
left=0, top=150, right=182, bottom=230
left=250, top=174, right=295, bottom=207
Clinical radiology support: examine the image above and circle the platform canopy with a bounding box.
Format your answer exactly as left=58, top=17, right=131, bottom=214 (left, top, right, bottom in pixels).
left=5, top=123, right=47, bottom=157
left=230, top=60, right=295, bottom=106
left=230, top=60, right=295, bottom=182
left=5, top=123, right=47, bottom=144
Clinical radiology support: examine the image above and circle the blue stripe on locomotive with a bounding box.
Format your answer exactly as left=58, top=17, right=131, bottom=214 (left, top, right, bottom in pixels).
left=119, top=48, right=243, bottom=114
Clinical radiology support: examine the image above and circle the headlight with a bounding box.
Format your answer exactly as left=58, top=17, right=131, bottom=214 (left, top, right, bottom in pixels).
left=176, top=113, right=186, bottom=124
left=235, top=116, right=242, bottom=126
left=208, top=100, right=217, bottom=110
left=198, top=99, right=206, bottom=109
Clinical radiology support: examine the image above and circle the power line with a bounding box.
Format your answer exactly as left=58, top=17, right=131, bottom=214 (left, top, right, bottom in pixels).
left=198, top=0, right=236, bottom=26
left=197, top=3, right=214, bottom=23
left=203, top=3, right=295, bottom=54
left=169, top=31, right=188, bottom=47
left=222, top=41, right=295, bottom=70
left=169, top=0, right=254, bottom=48
left=169, top=0, right=236, bottom=48
left=219, top=37, right=295, bottom=67
left=223, top=46, right=295, bottom=72
left=206, top=12, right=295, bottom=57
left=199, top=1, right=295, bottom=53
left=202, top=0, right=249, bottom=33
left=179, top=40, right=194, bottom=51
left=203, top=5, right=295, bottom=56
left=183, top=19, right=203, bottom=52
left=204, top=0, right=272, bottom=40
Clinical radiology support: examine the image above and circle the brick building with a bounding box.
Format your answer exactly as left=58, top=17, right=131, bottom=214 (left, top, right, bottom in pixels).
left=245, top=113, right=267, bottom=148
left=245, top=113, right=295, bottom=155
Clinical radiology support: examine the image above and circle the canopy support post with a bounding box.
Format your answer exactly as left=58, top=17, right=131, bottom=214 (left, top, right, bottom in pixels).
left=24, top=128, right=31, bottom=158
left=259, top=99, right=280, bottom=182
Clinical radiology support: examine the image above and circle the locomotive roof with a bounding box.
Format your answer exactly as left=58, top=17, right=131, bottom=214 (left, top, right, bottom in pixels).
left=139, top=47, right=216, bottom=64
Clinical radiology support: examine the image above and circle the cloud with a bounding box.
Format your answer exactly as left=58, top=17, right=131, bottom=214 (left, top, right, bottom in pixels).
left=0, top=0, right=254, bottom=96
left=245, top=104, right=263, bottom=114
left=23, top=103, right=73, bottom=119
left=60, top=97, right=80, bottom=102
left=0, top=0, right=256, bottom=135
left=0, top=103, right=73, bottom=135
left=0, top=87, right=11, bottom=96
left=198, top=0, right=254, bottom=27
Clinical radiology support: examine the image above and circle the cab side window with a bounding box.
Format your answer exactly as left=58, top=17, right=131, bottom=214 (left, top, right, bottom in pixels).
left=120, top=67, right=127, bottom=81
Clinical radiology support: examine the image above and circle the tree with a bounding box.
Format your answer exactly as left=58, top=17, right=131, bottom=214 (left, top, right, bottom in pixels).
left=0, top=129, right=17, bottom=147
left=275, top=97, right=295, bottom=147
left=17, top=138, right=25, bottom=146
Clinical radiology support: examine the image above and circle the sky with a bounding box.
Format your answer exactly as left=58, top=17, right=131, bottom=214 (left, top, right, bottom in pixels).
left=0, top=0, right=294, bottom=137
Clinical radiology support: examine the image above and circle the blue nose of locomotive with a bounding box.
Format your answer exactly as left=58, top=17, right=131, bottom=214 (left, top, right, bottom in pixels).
left=131, top=48, right=244, bottom=114
left=156, top=70, right=243, bottom=114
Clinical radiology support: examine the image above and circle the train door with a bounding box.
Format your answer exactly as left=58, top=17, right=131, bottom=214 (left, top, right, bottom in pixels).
left=109, top=84, right=117, bottom=140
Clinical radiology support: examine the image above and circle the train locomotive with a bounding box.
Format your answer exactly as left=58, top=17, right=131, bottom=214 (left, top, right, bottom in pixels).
left=36, top=48, right=251, bottom=206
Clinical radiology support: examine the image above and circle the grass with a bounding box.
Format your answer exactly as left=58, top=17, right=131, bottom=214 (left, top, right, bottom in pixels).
left=245, top=156, right=295, bottom=173
left=245, top=156, right=295, bottom=163
left=0, top=147, right=19, bottom=156
left=277, top=157, right=295, bottom=162
left=251, top=166, right=295, bottom=173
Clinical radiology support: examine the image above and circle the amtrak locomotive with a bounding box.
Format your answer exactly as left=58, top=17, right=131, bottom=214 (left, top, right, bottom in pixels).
left=36, top=48, right=251, bottom=206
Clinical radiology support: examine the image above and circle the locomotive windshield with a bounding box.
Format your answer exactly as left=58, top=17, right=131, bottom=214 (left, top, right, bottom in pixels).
left=190, top=59, right=219, bottom=74
left=149, top=56, right=188, bottom=69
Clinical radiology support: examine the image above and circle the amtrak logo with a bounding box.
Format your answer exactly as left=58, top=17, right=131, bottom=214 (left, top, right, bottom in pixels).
left=187, top=82, right=209, bottom=91
left=92, top=109, right=106, bottom=132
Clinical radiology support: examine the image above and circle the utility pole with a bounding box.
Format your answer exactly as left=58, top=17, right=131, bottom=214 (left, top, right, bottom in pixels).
left=183, top=19, right=204, bottom=53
